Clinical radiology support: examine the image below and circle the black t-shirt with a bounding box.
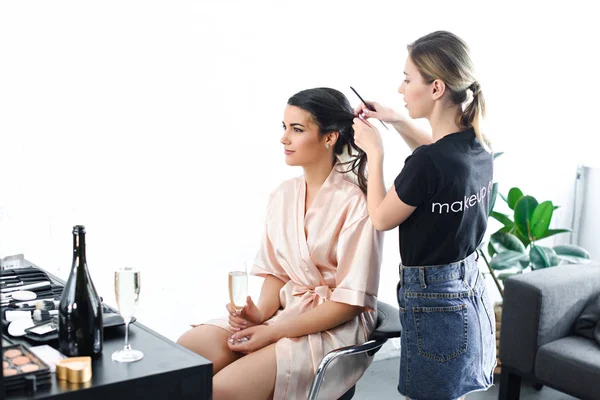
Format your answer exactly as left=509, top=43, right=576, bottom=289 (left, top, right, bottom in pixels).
left=394, top=128, right=493, bottom=266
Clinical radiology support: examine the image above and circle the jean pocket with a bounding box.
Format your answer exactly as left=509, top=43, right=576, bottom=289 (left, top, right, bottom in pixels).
left=413, top=303, right=468, bottom=362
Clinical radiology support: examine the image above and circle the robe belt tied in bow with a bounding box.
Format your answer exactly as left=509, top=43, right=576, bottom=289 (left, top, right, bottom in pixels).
left=292, top=284, right=332, bottom=303
left=291, top=284, right=333, bottom=372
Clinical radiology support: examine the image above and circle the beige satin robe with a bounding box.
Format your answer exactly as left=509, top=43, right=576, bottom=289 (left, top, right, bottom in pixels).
left=204, top=166, right=383, bottom=399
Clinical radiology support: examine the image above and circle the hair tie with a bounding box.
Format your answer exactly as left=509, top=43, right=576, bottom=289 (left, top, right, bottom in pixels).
left=469, top=81, right=481, bottom=97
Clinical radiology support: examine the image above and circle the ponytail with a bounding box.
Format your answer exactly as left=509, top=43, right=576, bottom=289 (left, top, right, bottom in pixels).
left=459, top=81, right=491, bottom=152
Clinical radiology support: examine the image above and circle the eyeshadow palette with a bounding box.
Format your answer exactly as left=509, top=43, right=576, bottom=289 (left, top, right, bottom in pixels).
left=2, top=343, right=51, bottom=391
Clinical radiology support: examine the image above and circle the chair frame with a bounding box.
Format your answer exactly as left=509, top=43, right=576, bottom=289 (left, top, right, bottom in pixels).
left=308, top=338, right=388, bottom=400
left=308, top=300, right=402, bottom=400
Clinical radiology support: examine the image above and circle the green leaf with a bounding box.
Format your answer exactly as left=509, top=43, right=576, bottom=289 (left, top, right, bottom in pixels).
left=519, top=257, right=531, bottom=269
left=557, top=255, right=593, bottom=265
left=490, top=231, right=526, bottom=253
left=507, top=187, right=524, bottom=210
left=530, top=245, right=559, bottom=270
left=490, top=250, right=529, bottom=270
left=530, top=201, right=554, bottom=240
left=497, top=270, right=522, bottom=281
left=514, top=196, right=539, bottom=239
left=493, top=151, right=504, bottom=159
left=488, top=242, right=497, bottom=258
left=508, top=224, right=531, bottom=248
left=536, top=228, right=571, bottom=240
left=490, top=211, right=513, bottom=227
left=553, top=244, right=591, bottom=259
left=500, top=193, right=509, bottom=204
left=489, top=182, right=499, bottom=215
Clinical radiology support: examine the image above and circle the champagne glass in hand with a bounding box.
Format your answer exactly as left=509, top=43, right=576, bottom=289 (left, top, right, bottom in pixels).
left=112, top=267, right=143, bottom=362
left=228, top=266, right=249, bottom=343
left=228, top=266, right=248, bottom=312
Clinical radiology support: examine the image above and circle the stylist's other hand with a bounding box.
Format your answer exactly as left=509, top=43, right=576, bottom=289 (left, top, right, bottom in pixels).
left=227, top=296, right=264, bottom=331
left=353, top=101, right=404, bottom=124
left=353, top=116, right=383, bottom=158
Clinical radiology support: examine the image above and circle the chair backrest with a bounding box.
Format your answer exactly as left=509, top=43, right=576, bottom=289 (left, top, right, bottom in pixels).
left=372, top=301, right=402, bottom=341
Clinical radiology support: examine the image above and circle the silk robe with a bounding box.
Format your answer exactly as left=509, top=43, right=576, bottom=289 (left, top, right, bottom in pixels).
left=203, top=166, right=383, bottom=399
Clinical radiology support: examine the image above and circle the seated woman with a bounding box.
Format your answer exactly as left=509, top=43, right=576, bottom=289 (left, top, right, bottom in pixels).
left=177, top=87, right=383, bottom=400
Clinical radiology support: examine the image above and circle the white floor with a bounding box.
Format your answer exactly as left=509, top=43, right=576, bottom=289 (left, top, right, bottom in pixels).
left=355, top=357, right=579, bottom=400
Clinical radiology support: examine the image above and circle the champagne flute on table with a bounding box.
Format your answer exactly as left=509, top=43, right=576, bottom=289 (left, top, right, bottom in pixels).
left=228, top=264, right=249, bottom=342
left=112, top=267, right=143, bottom=362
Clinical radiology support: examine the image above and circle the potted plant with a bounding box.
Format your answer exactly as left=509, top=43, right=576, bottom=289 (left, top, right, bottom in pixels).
left=478, top=184, right=591, bottom=375
left=480, top=186, right=591, bottom=296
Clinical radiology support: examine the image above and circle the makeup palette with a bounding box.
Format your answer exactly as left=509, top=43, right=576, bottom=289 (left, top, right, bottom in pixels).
left=1, top=266, right=129, bottom=344
left=2, top=343, right=51, bottom=391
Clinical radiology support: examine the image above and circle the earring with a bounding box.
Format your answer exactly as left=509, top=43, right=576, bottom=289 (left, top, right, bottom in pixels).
left=325, top=144, right=330, bottom=149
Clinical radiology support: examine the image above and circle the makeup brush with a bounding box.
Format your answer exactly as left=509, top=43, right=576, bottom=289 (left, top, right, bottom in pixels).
left=33, top=309, right=58, bottom=322
left=36, top=300, right=60, bottom=311
left=5, top=297, right=55, bottom=309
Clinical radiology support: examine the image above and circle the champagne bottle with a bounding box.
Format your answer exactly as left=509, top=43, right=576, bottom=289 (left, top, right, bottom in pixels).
left=58, top=225, right=103, bottom=357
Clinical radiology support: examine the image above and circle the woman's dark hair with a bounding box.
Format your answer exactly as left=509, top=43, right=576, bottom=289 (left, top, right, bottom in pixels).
left=287, top=88, right=368, bottom=194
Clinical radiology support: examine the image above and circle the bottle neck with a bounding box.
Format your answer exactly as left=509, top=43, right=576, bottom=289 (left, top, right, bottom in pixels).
left=72, top=232, right=87, bottom=267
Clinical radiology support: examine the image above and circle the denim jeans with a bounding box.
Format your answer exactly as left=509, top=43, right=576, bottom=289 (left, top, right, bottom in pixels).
left=397, top=253, right=496, bottom=400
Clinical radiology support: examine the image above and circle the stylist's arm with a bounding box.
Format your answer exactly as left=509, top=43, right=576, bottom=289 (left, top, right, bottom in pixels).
left=352, top=116, right=416, bottom=231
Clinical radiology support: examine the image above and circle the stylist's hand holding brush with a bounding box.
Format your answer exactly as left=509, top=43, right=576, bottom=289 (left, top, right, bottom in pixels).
left=352, top=114, right=383, bottom=160
left=354, top=101, right=404, bottom=126
left=354, top=101, right=433, bottom=151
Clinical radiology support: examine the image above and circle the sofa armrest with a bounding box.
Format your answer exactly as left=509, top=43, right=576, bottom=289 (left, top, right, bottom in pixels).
left=499, top=263, right=600, bottom=376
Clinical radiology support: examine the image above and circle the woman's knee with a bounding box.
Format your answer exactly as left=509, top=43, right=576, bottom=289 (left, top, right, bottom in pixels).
left=176, top=328, right=197, bottom=350
left=177, top=326, right=241, bottom=374
left=176, top=326, right=216, bottom=357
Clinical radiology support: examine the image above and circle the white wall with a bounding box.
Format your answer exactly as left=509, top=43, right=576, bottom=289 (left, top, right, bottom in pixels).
left=1, top=1, right=598, bottom=341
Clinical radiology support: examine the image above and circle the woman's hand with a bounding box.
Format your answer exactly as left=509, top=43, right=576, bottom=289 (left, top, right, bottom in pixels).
left=227, top=325, right=281, bottom=354
left=227, top=296, right=264, bottom=331
left=353, top=116, right=384, bottom=159
left=353, top=101, right=405, bottom=124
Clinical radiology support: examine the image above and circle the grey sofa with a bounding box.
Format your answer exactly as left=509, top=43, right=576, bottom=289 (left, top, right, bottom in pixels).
left=499, top=263, right=600, bottom=400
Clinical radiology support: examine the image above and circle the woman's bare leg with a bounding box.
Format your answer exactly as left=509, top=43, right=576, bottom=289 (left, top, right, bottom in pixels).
left=177, top=325, right=243, bottom=374
left=213, top=343, right=277, bottom=400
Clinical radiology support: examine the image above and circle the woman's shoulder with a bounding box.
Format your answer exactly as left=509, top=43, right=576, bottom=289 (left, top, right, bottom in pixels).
left=337, top=173, right=366, bottom=200
left=266, top=176, right=302, bottom=203
left=274, top=175, right=302, bottom=192
left=334, top=170, right=368, bottom=217
left=410, top=143, right=433, bottom=159
left=265, top=170, right=367, bottom=217
left=402, top=145, right=435, bottom=171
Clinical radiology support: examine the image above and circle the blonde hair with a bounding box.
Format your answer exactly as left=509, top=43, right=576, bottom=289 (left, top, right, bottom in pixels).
left=408, top=31, right=491, bottom=151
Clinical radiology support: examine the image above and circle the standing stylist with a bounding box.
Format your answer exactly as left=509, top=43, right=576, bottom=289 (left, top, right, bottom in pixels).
left=352, top=30, right=496, bottom=400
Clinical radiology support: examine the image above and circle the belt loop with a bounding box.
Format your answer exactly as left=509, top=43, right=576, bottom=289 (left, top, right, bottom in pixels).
left=398, top=264, right=403, bottom=288
left=460, top=261, right=466, bottom=281
left=419, top=267, right=427, bottom=289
